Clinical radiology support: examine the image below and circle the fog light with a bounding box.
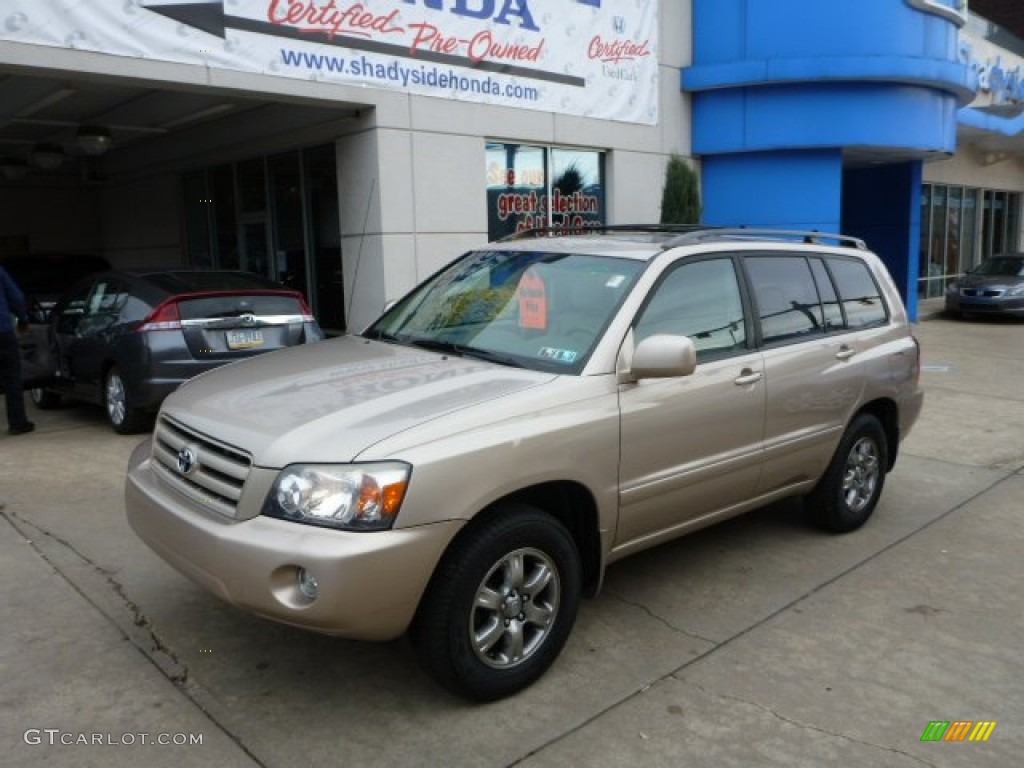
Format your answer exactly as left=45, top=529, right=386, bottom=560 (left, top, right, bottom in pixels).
left=297, top=568, right=319, bottom=600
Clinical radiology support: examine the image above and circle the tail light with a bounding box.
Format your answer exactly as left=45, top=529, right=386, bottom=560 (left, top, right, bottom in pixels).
left=297, top=295, right=315, bottom=323
left=912, top=335, right=921, bottom=387
left=139, top=299, right=182, bottom=331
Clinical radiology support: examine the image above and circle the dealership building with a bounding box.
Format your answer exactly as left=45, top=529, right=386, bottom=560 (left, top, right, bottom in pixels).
left=1, top=0, right=1022, bottom=329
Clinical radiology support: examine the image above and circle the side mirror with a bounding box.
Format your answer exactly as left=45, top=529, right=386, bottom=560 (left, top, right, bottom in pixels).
left=629, top=334, right=698, bottom=380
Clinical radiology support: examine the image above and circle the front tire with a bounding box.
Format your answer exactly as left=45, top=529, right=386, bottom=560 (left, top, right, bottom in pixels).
left=412, top=504, right=581, bottom=701
left=806, top=413, right=888, bottom=533
left=105, top=367, right=150, bottom=434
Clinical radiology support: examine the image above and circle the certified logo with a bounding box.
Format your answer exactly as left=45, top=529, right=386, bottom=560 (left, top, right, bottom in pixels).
left=177, top=446, right=198, bottom=475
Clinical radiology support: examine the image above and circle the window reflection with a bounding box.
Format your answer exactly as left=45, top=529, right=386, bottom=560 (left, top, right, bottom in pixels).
left=486, top=143, right=606, bottom=240
left=918, top=183, right=1021, bottom=301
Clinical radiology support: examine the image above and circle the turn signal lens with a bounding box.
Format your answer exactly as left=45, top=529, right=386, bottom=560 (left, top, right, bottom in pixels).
left=263, top=463, right=412, bottom=531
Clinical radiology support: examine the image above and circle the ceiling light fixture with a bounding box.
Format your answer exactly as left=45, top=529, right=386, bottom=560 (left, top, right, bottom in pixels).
left=77, top=125, right=113, bottom=156
left=30, top=142, right=65, bottom=170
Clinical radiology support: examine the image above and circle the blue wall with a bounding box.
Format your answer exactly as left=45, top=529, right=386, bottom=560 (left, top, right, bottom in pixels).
left=691, top=83, right=961, bottom=157
left=842, top=162, right=923, bottom=320
left=702, top=150, right=842, bottom=232
left=683, top=0, right=973, bottom=321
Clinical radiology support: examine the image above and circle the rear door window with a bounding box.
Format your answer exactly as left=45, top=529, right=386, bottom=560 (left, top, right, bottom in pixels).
left=827, top=258, right=888, bottom=329
left=743, top=256, right=824, bottom=345
left=55, top=280, right=94, bottom=336
left=75, top=279, right=130, bottom=337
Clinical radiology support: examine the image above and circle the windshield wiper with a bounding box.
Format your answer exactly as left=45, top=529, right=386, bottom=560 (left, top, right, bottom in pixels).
left=458, top=347, right=522, bottom=368
left=403, top=337, right=522, bottom=368
left=404, top=337, right=463, bottom=355
left=363, top=329, right=399, bottom=342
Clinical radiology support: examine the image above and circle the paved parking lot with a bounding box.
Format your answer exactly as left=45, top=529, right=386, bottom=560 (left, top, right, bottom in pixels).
left=2, top=314, right=1022, bottom=767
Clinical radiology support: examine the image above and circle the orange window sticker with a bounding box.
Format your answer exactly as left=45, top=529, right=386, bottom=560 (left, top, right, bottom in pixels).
left=517, top=267, right=548, bottom=330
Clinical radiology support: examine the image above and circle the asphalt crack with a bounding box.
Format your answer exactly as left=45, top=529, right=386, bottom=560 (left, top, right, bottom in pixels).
left=680, top=678, right=940, bottom=768
left=602, top=589, right=718, bottom=645
left=2, top=508, right=269, bottom=765
left=2, top=509, right=190, bottom=684
left=509, top=470, right=1015, bottom=767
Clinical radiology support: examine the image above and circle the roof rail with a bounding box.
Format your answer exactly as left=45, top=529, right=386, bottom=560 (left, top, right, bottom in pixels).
left=662, top=228, right=867, bottom=250
left=497, top=224, right=710, bottom=242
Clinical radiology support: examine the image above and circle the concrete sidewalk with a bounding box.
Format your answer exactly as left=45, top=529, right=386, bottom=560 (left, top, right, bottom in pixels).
left=1, top=314, right=1021, bottom=767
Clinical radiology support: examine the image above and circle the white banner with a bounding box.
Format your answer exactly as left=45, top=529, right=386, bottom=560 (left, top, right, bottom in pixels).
left=0, top=1, right=659, bottom=125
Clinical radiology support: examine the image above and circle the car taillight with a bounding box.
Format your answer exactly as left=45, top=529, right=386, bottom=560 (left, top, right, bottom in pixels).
left=297, top=296, right=315, bottom=323
left=912, top=335, right=921, bottom=387
left=139, top=300, right=182, bottom=331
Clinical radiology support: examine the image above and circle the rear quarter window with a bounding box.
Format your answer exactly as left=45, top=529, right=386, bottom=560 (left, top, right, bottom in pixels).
left=827, top=258, right=889, bottom=329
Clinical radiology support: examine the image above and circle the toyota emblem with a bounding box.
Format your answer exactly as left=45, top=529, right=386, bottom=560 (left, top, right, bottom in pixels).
left=177, top=446, right=198, bottom=475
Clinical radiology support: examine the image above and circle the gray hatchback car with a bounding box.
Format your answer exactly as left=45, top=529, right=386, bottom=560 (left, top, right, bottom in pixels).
left=35, top=269, right=323, bottom=433
left=126, top=227, right=923, bottom=700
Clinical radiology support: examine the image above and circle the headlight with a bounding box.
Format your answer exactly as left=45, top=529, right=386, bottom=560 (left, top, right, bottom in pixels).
left=1007, top=283, right=1024, bottom=297
left=262, top=463, right=411, bottom=531
left=945, top=282, right=959, bottom=294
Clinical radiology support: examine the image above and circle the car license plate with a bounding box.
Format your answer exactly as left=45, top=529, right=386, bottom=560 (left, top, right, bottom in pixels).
left=226, top=329, right=264, bottom=349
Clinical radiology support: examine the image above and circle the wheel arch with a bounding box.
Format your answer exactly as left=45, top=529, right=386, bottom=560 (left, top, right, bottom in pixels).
left=429, top=481, right=604, bottom=600
left=856, top=397, right=899, bottom=471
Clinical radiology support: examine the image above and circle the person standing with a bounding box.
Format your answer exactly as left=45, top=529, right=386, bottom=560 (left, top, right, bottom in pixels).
left=0, top=264, right=35, bottom=435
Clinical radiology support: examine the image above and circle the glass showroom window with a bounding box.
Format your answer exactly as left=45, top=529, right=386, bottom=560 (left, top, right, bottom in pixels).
left=918, top=183, right=1020, bottom=299
left=982, top=190, right=1021, bottom=261
left=485, top=143, right=606, bottom=240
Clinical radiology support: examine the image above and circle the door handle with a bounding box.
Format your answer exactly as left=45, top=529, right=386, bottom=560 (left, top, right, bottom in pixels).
left=835, top=345, right=857, bottom=361
left=734, top=368, right=763, bottom=386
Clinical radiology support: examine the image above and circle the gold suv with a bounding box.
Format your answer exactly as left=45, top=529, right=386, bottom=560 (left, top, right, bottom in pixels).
left=126, top=226, right=923, bottom=701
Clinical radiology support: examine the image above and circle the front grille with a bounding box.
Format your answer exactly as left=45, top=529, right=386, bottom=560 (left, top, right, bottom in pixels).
left=151, top=416, right=252, bottom=518
left=963, top=288, right=1004, bottom=297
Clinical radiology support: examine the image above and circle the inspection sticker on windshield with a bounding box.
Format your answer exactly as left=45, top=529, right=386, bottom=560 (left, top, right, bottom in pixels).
left=605, top=275, right=627, bottom=288
left=538, top=347, right=578, bottom=364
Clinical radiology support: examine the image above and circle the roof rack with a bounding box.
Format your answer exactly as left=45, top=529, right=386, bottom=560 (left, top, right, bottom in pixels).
left=662, top=228, right=867, bottom=250
left=497, top=224, right=868, bottom=251
left=497, top=224, right=709, bottom=242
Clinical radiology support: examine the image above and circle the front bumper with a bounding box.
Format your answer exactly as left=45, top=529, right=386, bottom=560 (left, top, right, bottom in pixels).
left=946, top=293, right=1024, bottom=317
left=125, top=440, right=462, bottom=640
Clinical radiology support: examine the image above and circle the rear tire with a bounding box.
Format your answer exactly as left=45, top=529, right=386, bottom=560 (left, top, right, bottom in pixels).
left=411, top=504, right=581, bottom=701
left=806, top=413, right=888, bottom=533
left=30, top=387, right=62, bottom=409
left=105, top=367, right=151, bottom=434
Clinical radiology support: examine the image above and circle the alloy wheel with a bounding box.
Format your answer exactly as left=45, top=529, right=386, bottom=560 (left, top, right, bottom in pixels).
left=842, top=436, right=880, bottom=514
left=106, top=371, right=127, bottom=426
left=469, top=547, right=561, bottom=670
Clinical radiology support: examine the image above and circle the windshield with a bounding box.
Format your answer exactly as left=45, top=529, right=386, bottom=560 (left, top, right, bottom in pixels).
left=365, top=249, right=645, bottom=373
left=971, top=257, right=1024, bottom=277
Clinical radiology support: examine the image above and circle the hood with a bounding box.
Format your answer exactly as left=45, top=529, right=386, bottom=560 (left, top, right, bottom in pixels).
left=160, top=336, right=554, bottom=467
left=959, top=274, right=1024, bottom=290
